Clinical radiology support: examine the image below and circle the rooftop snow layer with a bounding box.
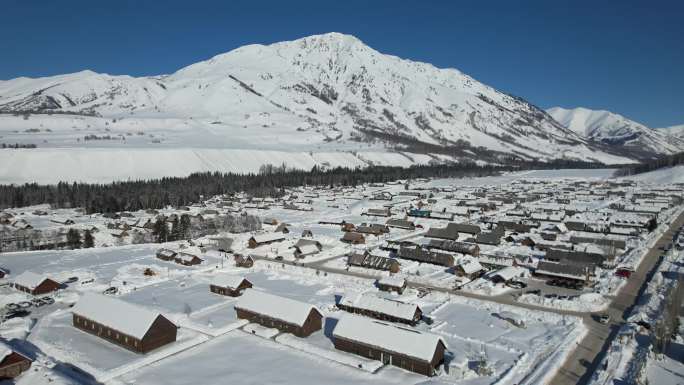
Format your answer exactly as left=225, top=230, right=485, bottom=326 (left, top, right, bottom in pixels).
left=72, top=293, right=173, bottom=339
left=234, top=289, right=321, bottom=327
left=332, top=314, right=446, bottom=362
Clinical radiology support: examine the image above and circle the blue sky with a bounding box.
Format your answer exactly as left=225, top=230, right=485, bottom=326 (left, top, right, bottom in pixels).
left=1, top=0, right=682, bottom=127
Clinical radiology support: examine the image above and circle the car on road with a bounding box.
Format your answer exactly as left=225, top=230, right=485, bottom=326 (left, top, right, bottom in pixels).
left=274, top=256, right=284, bottom=261
left=103, top=287, right=118, bottom=295
left=17, top=301, right=32, bottom=309
left=4, top=303, right=20, bottom=311
left=2, top=309, right=31, bottom=320
left=64, top=276, right=79, bottom=284
left=598, top=314, right=610, bottom=324
left=525, top=289, right=541, bottom=295
left=506, top=280, right=527, bottom=289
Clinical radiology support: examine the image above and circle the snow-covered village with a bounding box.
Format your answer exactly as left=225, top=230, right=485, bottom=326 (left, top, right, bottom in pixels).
left=1, top=2, right=683, bottom=385
left=0, top=168, right=683, bottom=385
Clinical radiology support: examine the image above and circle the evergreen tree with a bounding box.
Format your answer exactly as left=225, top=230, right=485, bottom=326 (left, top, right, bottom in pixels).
left=153, top=217, right=168, bottom=243
left=66, top=228, right=82, bottom=249
left=83, top=230, right=95, bottom=248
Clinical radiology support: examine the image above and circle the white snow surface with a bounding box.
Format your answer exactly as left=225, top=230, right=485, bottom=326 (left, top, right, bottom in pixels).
left=71, top=292, right=174, bottom=339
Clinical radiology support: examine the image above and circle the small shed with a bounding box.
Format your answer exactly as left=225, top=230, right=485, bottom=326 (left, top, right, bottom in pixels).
left=0, top=347, right=31, bottom=380
left=248, top=233, right=286, bottom=248
left=12, top=271, right=60, bottom=295
left=156, top=248, right=177, bottom=261
left=210, top=275, right=253, bottom=297
left=341, top=232, right=365, bottom=244
left=175, top=252, right=203, bottom=266
left=377, top=276, right=407, bottom=294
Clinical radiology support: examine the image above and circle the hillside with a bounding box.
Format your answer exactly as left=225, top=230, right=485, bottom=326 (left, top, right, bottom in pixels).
left=0, top=33, right=633, bottom=184
left=547, top=107, right=684, bottom=159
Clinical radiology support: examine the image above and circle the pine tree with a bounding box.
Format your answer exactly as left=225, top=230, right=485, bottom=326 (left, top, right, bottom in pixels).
left=83, top=230, right=95, bottom=248
left=66, top=228, right=82, bottom=249
left=153, top=217, right=168, bottom=243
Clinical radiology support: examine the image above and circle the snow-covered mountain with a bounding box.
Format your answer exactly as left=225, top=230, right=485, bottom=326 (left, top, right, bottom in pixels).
left=547, top=107, right=684, bottom=159
left=658, top=124, right=684, bottom=139
left=0, top=33, right=627, bottom=161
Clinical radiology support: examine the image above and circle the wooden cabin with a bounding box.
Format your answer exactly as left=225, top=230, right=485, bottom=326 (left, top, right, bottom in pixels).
left=234, top=289, right=323, bottom=337
left=377, top=276, right=407, bottom=294
left=234, top=254, right=255, bottom=268
left=210, top=275, right=253, bottom=297
left=0, top=348, right=31, bottom=380
left=248, top=233, right=286, bottom=249
left=156, top=248, right=177, bottom=261
left=337, top=293, right=422, bottom=326
left=333, top=314, right=447, bottom=376
left=175, top=252, right=203, bottom=266
left=12, top=271, right=60, bottom=295
left=341, top=232, right=365, bottom=244
left=72, top=293, right=177, bottom=353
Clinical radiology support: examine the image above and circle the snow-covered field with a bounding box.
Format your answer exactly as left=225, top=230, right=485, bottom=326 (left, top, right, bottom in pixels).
left=2, top=168, right=683, bottom=384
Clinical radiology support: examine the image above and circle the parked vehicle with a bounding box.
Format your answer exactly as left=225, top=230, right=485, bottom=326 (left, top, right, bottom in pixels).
left=65, top=276, right=79, bottom=283
left=506, top=281, right=527, bottom=289
left=103, top=287, right=118, bottom=295
left=598, top=314, right=610, bottom=324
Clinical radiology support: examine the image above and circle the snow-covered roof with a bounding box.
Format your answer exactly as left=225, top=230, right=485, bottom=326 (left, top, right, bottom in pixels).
left=492, top=266, right=526, bottom=281
left=235, top=289, right=321, bottom=327
left=72, top=293, right=173, bottom=339
left=177, top=252, right=200, bottom=262
left=251, top=233, right=286, bottom=244
left=333, top=314, right=446, bottom=362
left=339, top=293, right=420, bottom=321
left=0, top=347, right=12, bottom=363
left=457, top=258, right=483, bottom=275
left=377, top=276, right=406, bottom=287
left=296, top=244, right=320, bottom=255
left=13, top=271, right=50, bottom=289
left=211, top=275, right=249, bottom=289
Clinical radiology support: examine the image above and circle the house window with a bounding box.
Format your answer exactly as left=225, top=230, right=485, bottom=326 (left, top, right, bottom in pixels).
left=125, top=337, right=128, bottom=343
left=108, top=330, right=111, bottom=336
left=116, top=333, right=119, bottom=339
left=134, top=341, right=138, bottom=347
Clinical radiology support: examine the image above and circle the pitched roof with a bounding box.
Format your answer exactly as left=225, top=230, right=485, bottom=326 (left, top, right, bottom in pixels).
left=13, top=271, right=51, bottom=289
left=72, top=293, right=173, bottom=339
left=211, top=275, right=250, bottom=289
left=251, top=233, right=286, bottom=244
left=333, top=314, right=446, bottom=362
left=339, top=293, right=420, bottom=321
left=235, top=289, right=321, bottom=327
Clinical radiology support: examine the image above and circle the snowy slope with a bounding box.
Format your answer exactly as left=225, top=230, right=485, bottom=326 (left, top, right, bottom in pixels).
left=0, top=33, right=630, bottom=167
left=657, top=123, right=684, bottom=139
left=547, top=107, right=684, bottom=158
left=620, top=165, right=684, bottom=184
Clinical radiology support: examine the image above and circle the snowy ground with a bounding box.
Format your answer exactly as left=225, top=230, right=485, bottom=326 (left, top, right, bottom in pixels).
left=2, top=168, right=683, bottom=384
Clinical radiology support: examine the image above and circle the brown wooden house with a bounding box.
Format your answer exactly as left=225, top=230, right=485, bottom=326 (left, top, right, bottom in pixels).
left=234, top=289, right=323, bottom=337
left=234, top=254, right=255, bottom=268
left=377, top=276, right=406, bottom=294
left=337, top=293, right=423, bottom=326
left=341, top=232, right=365, bottom=244
left=333, top=314, right=447, bottom=376
left=0, top=348, right=31, bottom=380
left=210, top=275, right=253, bottom=297
left=247, top=233, right=286, bottom=249
left=72, top=293, right=177, bottom=354
left=156, top=248, right=177, bottom=261
left=175, top=252, right=203, bottom=266
left=12, top=271, right=60, bottom=295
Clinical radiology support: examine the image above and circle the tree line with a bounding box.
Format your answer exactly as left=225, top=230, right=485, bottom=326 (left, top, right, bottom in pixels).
left=613, top=152, right=684, bottom=177
left=0, top=159, right=605, bottom=213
